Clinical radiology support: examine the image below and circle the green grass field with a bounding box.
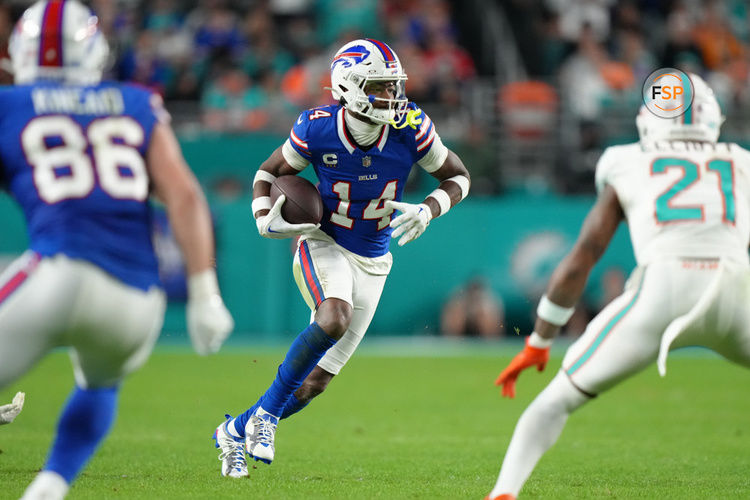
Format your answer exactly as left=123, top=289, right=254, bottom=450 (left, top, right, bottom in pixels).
left=2, top=343, right=750, bottom=499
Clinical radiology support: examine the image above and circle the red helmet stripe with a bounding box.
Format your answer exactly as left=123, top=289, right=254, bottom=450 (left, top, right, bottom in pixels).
left=366, top=38, right=395, bottom=62
left=39, top=0, right=65, bottom=67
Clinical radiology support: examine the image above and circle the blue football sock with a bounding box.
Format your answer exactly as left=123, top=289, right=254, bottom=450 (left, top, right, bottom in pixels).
left=231, top=393, right=309, bottom=435
left=280, top=394, right=309, bottom=420
left=231, top=398, right=262, bottom=436
left=234, top=322, right=335, bottom=430
left=44, top=385, right=119, bottom=484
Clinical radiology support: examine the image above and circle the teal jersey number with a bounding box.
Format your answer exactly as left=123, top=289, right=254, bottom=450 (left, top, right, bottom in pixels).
left=706, top=159, right=735, bottom=223
left=652, top=158, right=702, bottom=222
left=651, top=157, right=736, bottom=224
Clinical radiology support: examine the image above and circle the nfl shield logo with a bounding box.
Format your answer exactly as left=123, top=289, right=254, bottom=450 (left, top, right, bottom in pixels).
left=362, top=156, right=372, bottom=167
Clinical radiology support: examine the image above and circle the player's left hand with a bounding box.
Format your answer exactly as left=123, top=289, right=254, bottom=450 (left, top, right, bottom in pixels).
left=0, top=391, right=25, bottom=425
left=385, top=200, right=432, bottom=246
left=494, top=340, right=549, bottom=398
left=187, top=270, right=235, bottom=355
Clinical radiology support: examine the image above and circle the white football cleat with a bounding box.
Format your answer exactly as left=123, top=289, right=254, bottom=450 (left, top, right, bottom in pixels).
left=20, top=470, right=69, bottom=500
left=245, top=407, right=278, bottom=464
left=213, top=415, right=248, bottom=478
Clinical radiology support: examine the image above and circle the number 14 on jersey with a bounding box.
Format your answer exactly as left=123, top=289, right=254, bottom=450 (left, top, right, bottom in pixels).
left=331, top=180, right=398, bottom=230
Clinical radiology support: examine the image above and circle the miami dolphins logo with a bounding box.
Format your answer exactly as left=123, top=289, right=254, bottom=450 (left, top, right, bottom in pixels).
left=331, top=45, right=371, bottom=70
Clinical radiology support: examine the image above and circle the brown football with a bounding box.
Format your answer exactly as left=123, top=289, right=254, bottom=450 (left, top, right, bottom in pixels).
left=270, top=175, right=324, bottom=224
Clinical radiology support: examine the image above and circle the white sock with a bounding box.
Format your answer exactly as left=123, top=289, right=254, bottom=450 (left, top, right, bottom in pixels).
left=20, top=470, right=70, bottom=500
left=489, top=371, right=590, bottom=498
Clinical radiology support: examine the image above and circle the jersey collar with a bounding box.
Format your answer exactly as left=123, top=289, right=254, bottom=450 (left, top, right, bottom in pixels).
left=337, top=108, right=389, bottom=154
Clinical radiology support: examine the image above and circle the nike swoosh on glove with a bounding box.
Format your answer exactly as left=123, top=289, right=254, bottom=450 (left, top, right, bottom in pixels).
left=256, top=195, right=319, bottom=239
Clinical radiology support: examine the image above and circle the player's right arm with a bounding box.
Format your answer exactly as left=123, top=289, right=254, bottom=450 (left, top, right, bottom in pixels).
left=251, top=117, right=320, bottom=239
left=251, top=146, right=303, bottom=219
left=495, top=185, right=624, bottom=397
left=147, top=122, right=234, bottom=355
left=148, top=122, right=215, bottom=275
left=535, top=184, right=625, bottom=338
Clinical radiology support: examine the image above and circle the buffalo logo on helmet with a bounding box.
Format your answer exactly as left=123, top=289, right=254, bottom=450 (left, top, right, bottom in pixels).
left=331, top=45, right=371, bottom=70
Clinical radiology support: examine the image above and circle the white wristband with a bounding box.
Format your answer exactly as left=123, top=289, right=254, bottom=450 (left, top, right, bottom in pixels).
left=537, top=295, right=575, bottom=326
left=252, top=196, right=271, bottom=216
left=253, top=170, right=277, bottom=187
left=188, top=268, right=219, bottom=300
left=446, top=174, right=470, bottom=200
left=427, top=188, right=451, bottom=216
left=528, top=331, right=554, bottom=348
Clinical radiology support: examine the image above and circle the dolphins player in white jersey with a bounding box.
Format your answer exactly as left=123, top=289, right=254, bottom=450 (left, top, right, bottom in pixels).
left=0, top=2, right=233, bottom=498
left=213, top=38, right=471, bottom=478
left=485, top=74, right=750, bottom=499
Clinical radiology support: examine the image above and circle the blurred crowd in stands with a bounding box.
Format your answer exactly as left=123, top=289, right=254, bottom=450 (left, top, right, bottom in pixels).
left=503, top=0, right=750, bottom=193
left=1, top=0, right=750, bottom=195
left=0, top=0, right=475, bottom=136
left=508, top=0, right=750, bottom=122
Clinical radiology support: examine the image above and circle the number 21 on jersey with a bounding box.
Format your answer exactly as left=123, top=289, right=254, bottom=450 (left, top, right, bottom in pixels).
left=651, top=157, right=735, bottom=225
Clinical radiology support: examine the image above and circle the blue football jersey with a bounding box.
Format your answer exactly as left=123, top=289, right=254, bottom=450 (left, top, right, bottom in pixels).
left=287, top=103, right=438, bottom=257
left=0, top=82, right=165, bottom=291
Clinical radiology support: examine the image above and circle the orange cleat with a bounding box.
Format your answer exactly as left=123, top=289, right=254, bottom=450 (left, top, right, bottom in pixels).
left=484, top=495, right=516, bottom=500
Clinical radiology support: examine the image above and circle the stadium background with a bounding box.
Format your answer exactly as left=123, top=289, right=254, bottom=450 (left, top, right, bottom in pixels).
left=1, top=0, right=749, bottom=341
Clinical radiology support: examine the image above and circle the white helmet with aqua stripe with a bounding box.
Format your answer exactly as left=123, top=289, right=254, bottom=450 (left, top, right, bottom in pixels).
left=636, top=73, right=724, bottom=144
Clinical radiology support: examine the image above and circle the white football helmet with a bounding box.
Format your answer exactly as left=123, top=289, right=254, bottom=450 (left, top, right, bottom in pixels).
left=637, top=73, right=724, bottom=143
left=329, top=38, right=408, bottom=125
left=9, top=0, right=109, bottom=85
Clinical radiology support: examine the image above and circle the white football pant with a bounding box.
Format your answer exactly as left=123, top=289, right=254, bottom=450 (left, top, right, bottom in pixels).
left=563, top=257, right=750, bottom=394
left=292, top=238, right=388, bottom=375
left=0, top=252, right=165, bottom=389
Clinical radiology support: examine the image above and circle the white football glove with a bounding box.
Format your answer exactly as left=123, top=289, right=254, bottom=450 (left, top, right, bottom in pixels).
left=385, top=200, right=432, bottom=246
left=187, top=270, right=234, bottom=355
left=256, top=195, right=320, bottom=239
left=0, top=391, right=25, bottom=425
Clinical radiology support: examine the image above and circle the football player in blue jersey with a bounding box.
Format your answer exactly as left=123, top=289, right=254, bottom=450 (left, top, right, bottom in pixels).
left=214, top=38, right=471, bottom=477
left=0, top=2, right=234, bottom=498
